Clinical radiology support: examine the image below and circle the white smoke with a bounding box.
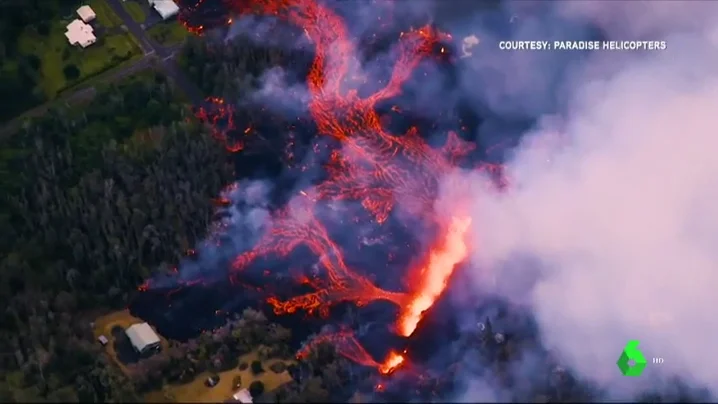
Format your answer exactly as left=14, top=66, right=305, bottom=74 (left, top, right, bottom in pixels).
left=441, top=0, right=718, bottom=399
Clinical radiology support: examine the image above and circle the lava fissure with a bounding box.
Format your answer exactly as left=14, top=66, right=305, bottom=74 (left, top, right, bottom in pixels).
left=166, top=0, right=509, bottom=380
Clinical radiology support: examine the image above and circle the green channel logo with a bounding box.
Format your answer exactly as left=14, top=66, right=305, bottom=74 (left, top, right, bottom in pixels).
left=617, top=340, right=647, bottom=376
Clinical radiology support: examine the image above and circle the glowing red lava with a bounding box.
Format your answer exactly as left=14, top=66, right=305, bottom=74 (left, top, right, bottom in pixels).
left=297, top=329, right=407, bottom=375
left=170, top=0, right=508, bottom=376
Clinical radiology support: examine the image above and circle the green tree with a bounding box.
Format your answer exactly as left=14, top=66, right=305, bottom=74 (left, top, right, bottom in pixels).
left=62, top=64, right=80, bottom=81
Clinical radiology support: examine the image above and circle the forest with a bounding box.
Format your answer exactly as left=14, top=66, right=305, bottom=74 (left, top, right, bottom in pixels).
left=0, top=69, right=234, bottom=401
left=178, top=32, right=313, bottom=100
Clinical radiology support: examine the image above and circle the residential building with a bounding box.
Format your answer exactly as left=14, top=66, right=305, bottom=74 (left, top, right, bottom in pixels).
left=65, top=19, right=96, bottom=48
left=97, top=335, right=109, bottom=346
left=125, top=322, right=161, bottom=354
left=76, top=5, right=96, bottom=23
left=230, top=389, right=253, bottom=404
left=148, top=0, right=180, bottom=20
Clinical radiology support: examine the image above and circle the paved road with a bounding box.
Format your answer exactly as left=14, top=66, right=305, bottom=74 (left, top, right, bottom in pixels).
left=104, top=0, right=204, bottom=103
left=105, top=0, right=159, bottom=56
left=0, top=56, right=157, bottom=136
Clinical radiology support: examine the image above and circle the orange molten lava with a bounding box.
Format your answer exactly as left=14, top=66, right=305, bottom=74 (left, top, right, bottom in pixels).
left=173, top=0, right=507, bottom=377
left=297, top=329, right=406, bottom=375
left=398, top=215, right=472, bottom=337
left=379, top=350, right=406, bottom=375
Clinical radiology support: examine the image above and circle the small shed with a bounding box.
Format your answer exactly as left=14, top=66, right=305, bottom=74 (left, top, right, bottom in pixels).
left=97, top=335, right=109, bottom=346
left=76, top=5, right=96, bottom=23
left=125, top=322, right=161, bottom=354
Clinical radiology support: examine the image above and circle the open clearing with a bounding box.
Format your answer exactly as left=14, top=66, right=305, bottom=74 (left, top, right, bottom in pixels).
left=17, top=15, right=141, bottom=98
left=1, top=0, right=139, bottom=121
left=145, top=352, right=295, bottom=403
left=95, top=309, right=293, bottom=403
left=93, top=309, right=169, bottom=374
left=18, top=22, right=141, bottom=98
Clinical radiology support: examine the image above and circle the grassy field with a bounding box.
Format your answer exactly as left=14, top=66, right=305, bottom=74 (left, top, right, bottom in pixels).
left=93, top=309, right=170, bottom=374
left=89, top=0, right=124, bottom=27
left=147, top=21, right=191, bottom=47
left=123, top=1, right=147, bottom=24
left=145, top=352, right=295, bottom=403
left=0, top=58, right=159, bottom=137
left=17, top=20, right=141, bottom=98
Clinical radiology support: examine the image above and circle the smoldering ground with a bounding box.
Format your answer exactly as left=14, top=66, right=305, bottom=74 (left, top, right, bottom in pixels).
left=434, top=0, right=718, bottom=401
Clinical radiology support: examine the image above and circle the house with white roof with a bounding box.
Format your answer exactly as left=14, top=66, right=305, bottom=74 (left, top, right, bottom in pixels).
left=76, top=5, right=96, bottom=23
left=125, top=322, right=161, bottom=355
left=229, top=389, right=253, bottom=403
left=65, top=19, right=96, bottom=48
left=148, top=0, right=180, bottom=20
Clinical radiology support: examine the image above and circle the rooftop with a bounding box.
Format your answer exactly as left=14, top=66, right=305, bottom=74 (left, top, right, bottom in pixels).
left=125, top=322, right=161, bottom=351
left=232, top=389, right=253, bottom=404
left=65, top=19, right=96, bottom=48
left=152, top=0, right=180, bottom=19
left=76, top=5, right=96, bottom=23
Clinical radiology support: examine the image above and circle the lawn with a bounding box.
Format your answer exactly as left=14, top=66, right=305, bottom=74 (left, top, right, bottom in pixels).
left=144, top=352, right=294, bottom=403
left=148, top=21, right=191, bottom=47
left=17, top=21, right=141, bottom=98
left=88, top=0, right=124, bottom=28
left=123, top=1, right=147, bottom=24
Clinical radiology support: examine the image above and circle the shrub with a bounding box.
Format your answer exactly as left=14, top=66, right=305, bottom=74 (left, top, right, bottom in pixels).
left=249, top=380, right=264, bottom=398
left=37, top=22, right=50, bottom=36
left=26, top=54, right=41, bottom=70
left=269, top=362, right=286, bottom=374
left=250, top=360, right=263, bottom=375
left=63, top=64, right=81, bottom=81
left=256, top=345, right=271, bottom=361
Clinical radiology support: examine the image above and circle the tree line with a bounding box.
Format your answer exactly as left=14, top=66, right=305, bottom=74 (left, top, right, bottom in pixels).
left=179, top=32, right=313, bottom=100
left=0, top=70, right=234, bottom=401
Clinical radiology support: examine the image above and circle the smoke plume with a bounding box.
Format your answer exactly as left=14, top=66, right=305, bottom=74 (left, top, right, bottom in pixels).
left=441, top=0, right=718, bottom=399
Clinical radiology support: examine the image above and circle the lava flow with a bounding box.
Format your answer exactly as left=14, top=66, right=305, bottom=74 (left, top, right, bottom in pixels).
left=169, top=0, right=507, bottom=379
left=297, top=329, right=407, bottom=375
